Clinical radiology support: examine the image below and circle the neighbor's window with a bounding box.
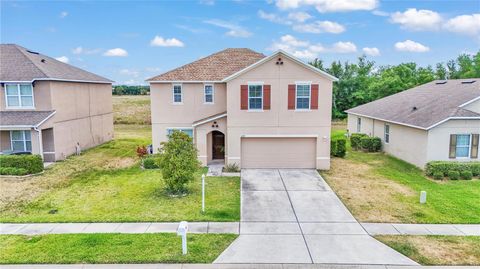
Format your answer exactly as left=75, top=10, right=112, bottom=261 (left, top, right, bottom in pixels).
left=296, top=84, right=310, bottom=110
left=204, top=85, right=214, bottom=104
left=357, top=117, right=362, bottom=132
left=11, top=130, right=32, bottom=152
left=456, top=134, right=471, bottom=158
left=5, top=84, right=34, bottom=108
left=167, top=128, right=193, bottom=138
left=384, top=124, right=390, bottom=143
left=173, top=84, right=182, bottom=103
left=248, top=84, right=263, bottom=110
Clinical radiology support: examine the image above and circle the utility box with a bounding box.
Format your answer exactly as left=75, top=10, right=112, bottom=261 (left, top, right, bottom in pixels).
left=177, top=221, right=188, bottom=255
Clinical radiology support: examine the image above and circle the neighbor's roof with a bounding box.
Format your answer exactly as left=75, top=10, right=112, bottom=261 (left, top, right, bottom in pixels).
left=0, top=111, right=56, bottom=127
left=0, top=44, right=113, bottom=83
left=346, top=79, right=480, bottom=130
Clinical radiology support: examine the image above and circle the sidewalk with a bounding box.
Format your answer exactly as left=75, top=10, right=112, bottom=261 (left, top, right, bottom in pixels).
left=361, top=223, right=480, bottom=236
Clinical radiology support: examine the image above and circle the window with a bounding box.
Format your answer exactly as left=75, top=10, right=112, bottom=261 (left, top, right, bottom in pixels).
left=384, top=124, right=390, bottom=143
left=296, top=84, right=310, bottom=110
left=167, top=128, right=193, bottom=138
left=5, top=84, right=34, bottom=108
left=456, top=134, right=471, bottom=158
left=204, top=85, right=214, bottom=104
left=10, top=130, right=32, bottom=152
left=248, top=84, right=263, bottom=110
left=357, top=117, right=361, bottom=132
left=172, top=84, right=182, bottom=103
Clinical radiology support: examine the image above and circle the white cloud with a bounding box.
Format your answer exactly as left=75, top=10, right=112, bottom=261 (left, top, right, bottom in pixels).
left=394, top=40, right=430, bottom=52
left=119, top=69, right=140, bottom=77
left=362, top=47, right=380, bottom=56
left=258, top=10, right=291, bottom=25
left=444, top=14, right=480, bottom=36
left=372, top=10, right=389, bottom=17
left=390, top=8, right=442, bottom=31
left=199, top=0, right=215, bottom=5
left=72, top=46, right=101, bottom=55
left=150, top=36, right=185, bottom=47
left=60, top=11, right=68, bottom=18
left=293, top=20, right=345, bottom=33
left=55, top=56, right=69, bottom=63
left=331, top=41, right=357, bottom=53
left=103, top=48, right=128, bottom=57
left=288, top=11, right=312, bottom=22
left=204, top=19, right=252, bottom=38
left=275, top=0, right=378, bottom=13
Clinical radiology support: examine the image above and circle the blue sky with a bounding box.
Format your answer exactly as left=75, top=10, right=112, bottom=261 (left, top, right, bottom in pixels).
left=1, top=0, right=479, bottom=85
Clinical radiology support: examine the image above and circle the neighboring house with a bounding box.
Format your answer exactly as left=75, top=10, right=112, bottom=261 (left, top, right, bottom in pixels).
left=0, top=44, right=114, bottom=162
left=147, top=48, right=337, bottom=169
left=346, top=79, right=480, bottom=168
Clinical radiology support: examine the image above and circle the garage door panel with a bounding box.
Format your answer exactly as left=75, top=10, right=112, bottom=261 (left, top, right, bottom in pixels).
left=241, top=138, right=316, bottom=168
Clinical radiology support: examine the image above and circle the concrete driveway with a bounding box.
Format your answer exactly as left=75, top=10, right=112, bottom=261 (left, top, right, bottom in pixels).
left=215, top=169, right=417, bottom=265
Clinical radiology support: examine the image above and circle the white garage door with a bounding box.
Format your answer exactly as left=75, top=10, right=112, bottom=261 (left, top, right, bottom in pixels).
left=241, top=137, right=316, bottom=168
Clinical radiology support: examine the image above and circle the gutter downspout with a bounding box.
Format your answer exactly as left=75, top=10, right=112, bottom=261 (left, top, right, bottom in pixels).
left=33, top=127, right=44, bottom=161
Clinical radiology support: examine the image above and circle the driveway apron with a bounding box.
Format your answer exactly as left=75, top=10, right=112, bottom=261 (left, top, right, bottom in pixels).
left=214, top=169, right=417, bottom=265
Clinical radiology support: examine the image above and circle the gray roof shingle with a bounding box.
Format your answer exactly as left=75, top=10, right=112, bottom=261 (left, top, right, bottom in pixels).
left=0, top=44, right=113, bottom=83
left=0, top=111, right=56, bottom=127
left=346, top=79, right=480, bottom=129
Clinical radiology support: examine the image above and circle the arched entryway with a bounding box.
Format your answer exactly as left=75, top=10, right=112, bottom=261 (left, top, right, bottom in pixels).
left=211, top=130, right=225, bottom=160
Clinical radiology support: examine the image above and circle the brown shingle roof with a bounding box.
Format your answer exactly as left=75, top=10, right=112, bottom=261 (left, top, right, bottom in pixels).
left=0, top=111, right=56, bottom=127
left=147, top=48, right=265, bottom=82
left=0, top=44, right=113, bottom=83
left=346, top=79, right=480, bottom=129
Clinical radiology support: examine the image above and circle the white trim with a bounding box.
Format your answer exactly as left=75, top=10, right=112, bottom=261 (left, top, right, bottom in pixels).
left=248, top=84, right=263, bottom=111
left=1, top=78, right=112, bottom=84
left=316, top=157, right=330, bottom=160
left=0, top=111, right=56, bottom=130
left=427, top=117, right=480, bottom=129
left=4, top=83, right=35, bottom=109
left=172, top=84, right=183, bottom=104
left=166, top=127, right=194, bottom=138
left=247, top=81, right=264, bottom=85
left=241, top=134, right=319, bottom=138
left=35, top=111, right=56, bottom=128
left=10, top=130, right=32, bottom=152
left=191, top=113, right=227, bottom=127
left=454, top=133, right=472, bottom=159
left=223, top=50, right=339, bottom=82
left=459, top=95, right=480, bottom=108
left=148, top=80, right=222, bottom=84
left=295, top=82, right=311, bottom=110
left=43, top=151, right=55, bottom=154
left=228, top=157, right=241, bottom=160
left=203, top=84, right=215, bottom=104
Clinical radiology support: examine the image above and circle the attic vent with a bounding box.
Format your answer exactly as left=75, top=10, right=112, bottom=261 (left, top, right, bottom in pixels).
left=461, top=80, right=476, bottom=84
left=26, top=50, right=39, bottom=55
left=41, top=59, right=46, bottom=63
left=435, top=81, right=447, bottom=85
left=412, top=106, right=418, bottom=111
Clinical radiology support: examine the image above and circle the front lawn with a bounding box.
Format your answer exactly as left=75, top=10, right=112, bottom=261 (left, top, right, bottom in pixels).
left=0, top=233, right=237, bottom=264
left=321, top=129, right=480, bottom=224
left=376, top=235, right=480, bottom=265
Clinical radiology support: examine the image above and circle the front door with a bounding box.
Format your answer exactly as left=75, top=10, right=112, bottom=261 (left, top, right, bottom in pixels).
left=212, top=131, right=225, bottom=159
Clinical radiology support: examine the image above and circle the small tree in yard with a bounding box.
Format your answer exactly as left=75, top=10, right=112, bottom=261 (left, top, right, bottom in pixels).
left=159, top=130, right=200, bottom=195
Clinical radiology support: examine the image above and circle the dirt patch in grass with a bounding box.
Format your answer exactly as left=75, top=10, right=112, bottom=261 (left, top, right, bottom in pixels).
left=322, top=157, right=416, bottom=223
left=376, top=235, right=480, bottom=265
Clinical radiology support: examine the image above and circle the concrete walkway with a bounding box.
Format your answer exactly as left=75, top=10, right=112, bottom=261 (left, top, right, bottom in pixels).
left=361, top=223, right=480, bottom=236
left=214, top=169, right=418, bottom=265
left=206, top=160, right=224, bottom=176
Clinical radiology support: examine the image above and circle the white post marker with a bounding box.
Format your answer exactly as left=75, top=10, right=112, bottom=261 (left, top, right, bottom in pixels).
left=420, top=191, right=427, bottom=204
left=202, top=174, right=205, bottom=213
left=177, top=221, right=188, bottom=255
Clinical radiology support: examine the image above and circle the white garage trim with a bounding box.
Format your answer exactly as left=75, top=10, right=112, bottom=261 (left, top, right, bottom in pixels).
left=241, top=134, right=319, bottom=138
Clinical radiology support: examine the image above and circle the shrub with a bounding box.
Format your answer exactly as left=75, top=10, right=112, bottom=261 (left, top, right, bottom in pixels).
left=360, top=136, right=382, bottom=152
left=350, top=133, right=367, bottom=150
left=0, top=167, right=28, bottom=176
left=159, top=130, right=200, bottom=195
left=460, top=170, right=473, bottom=180
left=223, top=163, right=240, bottom=173
left=425, top=161, right=480, bottom=177
left=330, top=136, right=347, bottom=158
left=448, top=170, right=460, bottom=180
left=143, top=155, right=160, bottom=169
left=432, top=171, right=444, bottom=180
left=0, top=155, right=43, bottom=174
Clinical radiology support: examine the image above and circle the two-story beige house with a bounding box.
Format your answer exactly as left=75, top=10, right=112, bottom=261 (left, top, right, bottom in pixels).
left=148, top=48, right=337, bottom=169
left=0, top=44, right=114, bottom=162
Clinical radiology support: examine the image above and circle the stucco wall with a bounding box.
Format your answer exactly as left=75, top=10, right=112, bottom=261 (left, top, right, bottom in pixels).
left=463, top=99, right=480, bottom=113
left=226, top=53, right=333, bottom=169
left=0, top=131, right=11, bottom=151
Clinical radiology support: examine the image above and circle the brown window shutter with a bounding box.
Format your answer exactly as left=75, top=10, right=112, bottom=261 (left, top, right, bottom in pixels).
left=311, top=84, right=319, bottom=109
left=263, top=85, right=271, bottom=110
left=449, top=134, right=457, bottom=159
left=288, top=84, right=295, bottom=110
left=240, top=85, right=248, bottom=110
left=471, top=134, right=479, bottom=159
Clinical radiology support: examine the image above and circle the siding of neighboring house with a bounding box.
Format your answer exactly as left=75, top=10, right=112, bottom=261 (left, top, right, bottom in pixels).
left=226, top=55, right=332, bottom=169
left=463, top=99, right=480, bottom=113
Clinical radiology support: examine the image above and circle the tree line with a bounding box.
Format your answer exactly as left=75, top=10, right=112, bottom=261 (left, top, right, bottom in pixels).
left=309, top=50, right=480, bottom=119
left=112, top=85, right=150, bottom=95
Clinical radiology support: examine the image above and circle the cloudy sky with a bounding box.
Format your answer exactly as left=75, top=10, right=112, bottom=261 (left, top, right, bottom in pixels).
left=1, top=0, right=479, bottom=85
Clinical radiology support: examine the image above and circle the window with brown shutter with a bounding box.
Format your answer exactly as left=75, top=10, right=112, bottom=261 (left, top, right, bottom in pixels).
left=288, top=84, right=295, bottom=110
left=471, top=134, right=479, bottom=159
left=449, top=134, right=457, bottom=159
left=240, top=85, right=248, bottom=110
left=311, top=84, right=319, bottom=109
left=263, top=85, right=271, bottom=110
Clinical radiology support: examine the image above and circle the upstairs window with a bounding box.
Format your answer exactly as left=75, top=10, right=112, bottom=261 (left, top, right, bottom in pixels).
left=296, top=84, right=310, bottom=110
left=5, top=84, right=34, bottom=108
left=204, top=85, right=214, bottom=104
left=384, top=124, right=390, bottom=143
left=172, top=84, right=182, bottom=104
left=357, top=117, right=361, bottom=132
left=11, top=130, right=32, bottom=152
left=248, top=84, right=263, bottom=110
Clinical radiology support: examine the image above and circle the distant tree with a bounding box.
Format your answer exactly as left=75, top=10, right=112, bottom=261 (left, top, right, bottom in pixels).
left=112, top=85, right=150, bottom=95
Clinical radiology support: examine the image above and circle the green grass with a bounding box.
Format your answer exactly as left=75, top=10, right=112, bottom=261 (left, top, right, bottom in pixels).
left=0, top=233, right=237, bottom=264
left=113, top=95, right=151, bottom=125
